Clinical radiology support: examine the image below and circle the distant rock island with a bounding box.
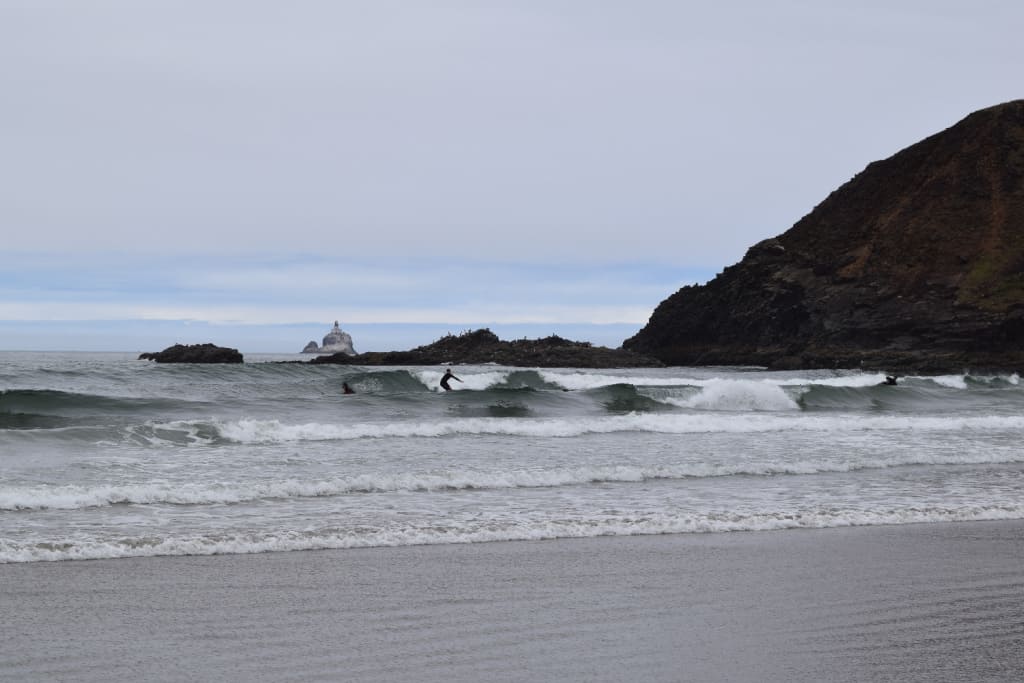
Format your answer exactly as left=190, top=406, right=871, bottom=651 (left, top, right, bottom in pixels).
left=624, top=100, right=1024, bottom=372
left=302, top=321, right=356, bottom=355
left=310, top=328, right=661, bottom=368
left=139, top=343, right=243, bottom=364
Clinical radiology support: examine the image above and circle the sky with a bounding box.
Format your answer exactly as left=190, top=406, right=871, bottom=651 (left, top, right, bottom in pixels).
left=1, top=1, right=1021, bottom=352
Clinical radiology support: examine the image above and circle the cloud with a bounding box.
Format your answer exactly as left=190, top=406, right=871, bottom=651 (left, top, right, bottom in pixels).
left=2, top=1, right=1022, bottom=353
left=6, top=2, right=1019, bottom=265
left=0, top=252, right=708, bottom=326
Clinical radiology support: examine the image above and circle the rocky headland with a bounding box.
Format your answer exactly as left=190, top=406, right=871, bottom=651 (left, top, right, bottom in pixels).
left=310, top=328, right=661, bottom=368
left=624, top=100, right=1024, bottom=373
left=139, top=343, right=244, bottom=364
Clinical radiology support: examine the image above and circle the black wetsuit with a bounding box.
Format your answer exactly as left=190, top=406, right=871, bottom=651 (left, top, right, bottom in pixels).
left=440, top=371, right=460, bottom=391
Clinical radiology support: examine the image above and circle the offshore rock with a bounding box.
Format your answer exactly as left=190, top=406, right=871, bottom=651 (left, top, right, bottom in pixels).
left=624, top=100, right=1024, bottom=373
left=302, top=321, right=356, bottom=355
left=139, top=343, right=244, bottom=364
left=311, top=328, right=662, bottom=368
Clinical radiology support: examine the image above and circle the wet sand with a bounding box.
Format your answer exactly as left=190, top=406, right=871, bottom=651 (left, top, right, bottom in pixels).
left=3, top=521, right=1023, bottom=682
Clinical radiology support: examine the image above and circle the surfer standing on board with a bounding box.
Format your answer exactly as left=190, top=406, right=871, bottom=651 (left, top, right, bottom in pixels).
left=440, top=368, right=462, bottom=391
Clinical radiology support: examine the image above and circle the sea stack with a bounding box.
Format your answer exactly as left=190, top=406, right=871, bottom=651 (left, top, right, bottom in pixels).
left=302, top=321, right=356, bottom=355
left=139, top=343, right=244, bottom=364
left=624, top=100, right=1024, bottom=372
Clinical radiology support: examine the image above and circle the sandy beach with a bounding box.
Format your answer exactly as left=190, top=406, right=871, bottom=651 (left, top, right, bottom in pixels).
left=3, top=521, right=1023, bottom=682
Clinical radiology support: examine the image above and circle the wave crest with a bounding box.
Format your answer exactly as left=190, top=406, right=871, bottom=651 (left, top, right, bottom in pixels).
left=669, top=380, right=800, bottom=411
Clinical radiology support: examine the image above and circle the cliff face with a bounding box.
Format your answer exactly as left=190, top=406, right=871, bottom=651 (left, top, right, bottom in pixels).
left=624, top=100, right=1024, bottom=371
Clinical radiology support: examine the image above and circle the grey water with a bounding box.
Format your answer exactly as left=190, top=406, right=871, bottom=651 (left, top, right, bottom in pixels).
left=3, top=351, right=1024, bottom=563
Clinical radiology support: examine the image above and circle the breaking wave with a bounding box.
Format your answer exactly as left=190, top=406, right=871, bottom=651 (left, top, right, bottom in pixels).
left=202, top=413, right=1024, bottom=444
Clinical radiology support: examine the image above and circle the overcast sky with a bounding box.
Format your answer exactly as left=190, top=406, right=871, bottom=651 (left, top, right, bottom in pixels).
left=1, top=1, right=1021, bottom=351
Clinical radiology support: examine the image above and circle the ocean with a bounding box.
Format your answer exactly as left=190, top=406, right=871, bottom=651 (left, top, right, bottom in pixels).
left=3, top=351, right=1024, bottom=564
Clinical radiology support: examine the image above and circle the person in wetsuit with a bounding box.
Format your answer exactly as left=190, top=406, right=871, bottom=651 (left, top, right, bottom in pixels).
left=342, top=382, right=355, bottom=394
left=440, top=368, right=463, bottom=391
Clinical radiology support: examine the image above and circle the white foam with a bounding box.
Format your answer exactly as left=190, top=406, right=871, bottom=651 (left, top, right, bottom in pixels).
left=5, top=503, right=1023, bottom=563
left=669, top=380, right=800, bottom=411
left=781, top=374, right=888, bottom=387
left=539, top=371, right=699, bottom=391
left=207, top=413, right=1024, bottom=444
left=400, top=369, right=982, bottom=394
left=9, top=447, right=1024, bottom=512
left=928, top=375, right=969, bottom=389
left=542, top=371, right=902, bottom=392
left=411, top=369, right=512, bottom=392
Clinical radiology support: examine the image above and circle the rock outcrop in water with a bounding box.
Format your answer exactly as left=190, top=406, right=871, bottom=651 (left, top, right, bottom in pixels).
left=624, top=100, right=1024, bottom=372
left=311, top=328, right=661, bottom=368
left=301, top=321, right=356, bottom=355
left=139, top=343, right=244, bottom=364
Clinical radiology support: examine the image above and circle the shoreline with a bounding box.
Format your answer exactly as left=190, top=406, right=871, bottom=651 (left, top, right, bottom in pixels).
left=3, top=520, right=1023, bottom=682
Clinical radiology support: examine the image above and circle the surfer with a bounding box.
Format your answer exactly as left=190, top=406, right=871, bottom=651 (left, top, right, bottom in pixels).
left=884, top=375, right=898, bottom=386
left=440, top=368, right=462, bottom=391
left=342, top=382, right=355, bottom=394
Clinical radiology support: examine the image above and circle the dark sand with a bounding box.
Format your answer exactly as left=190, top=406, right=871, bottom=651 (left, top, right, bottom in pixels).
left=3, top=522, right=1023, bottom=682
